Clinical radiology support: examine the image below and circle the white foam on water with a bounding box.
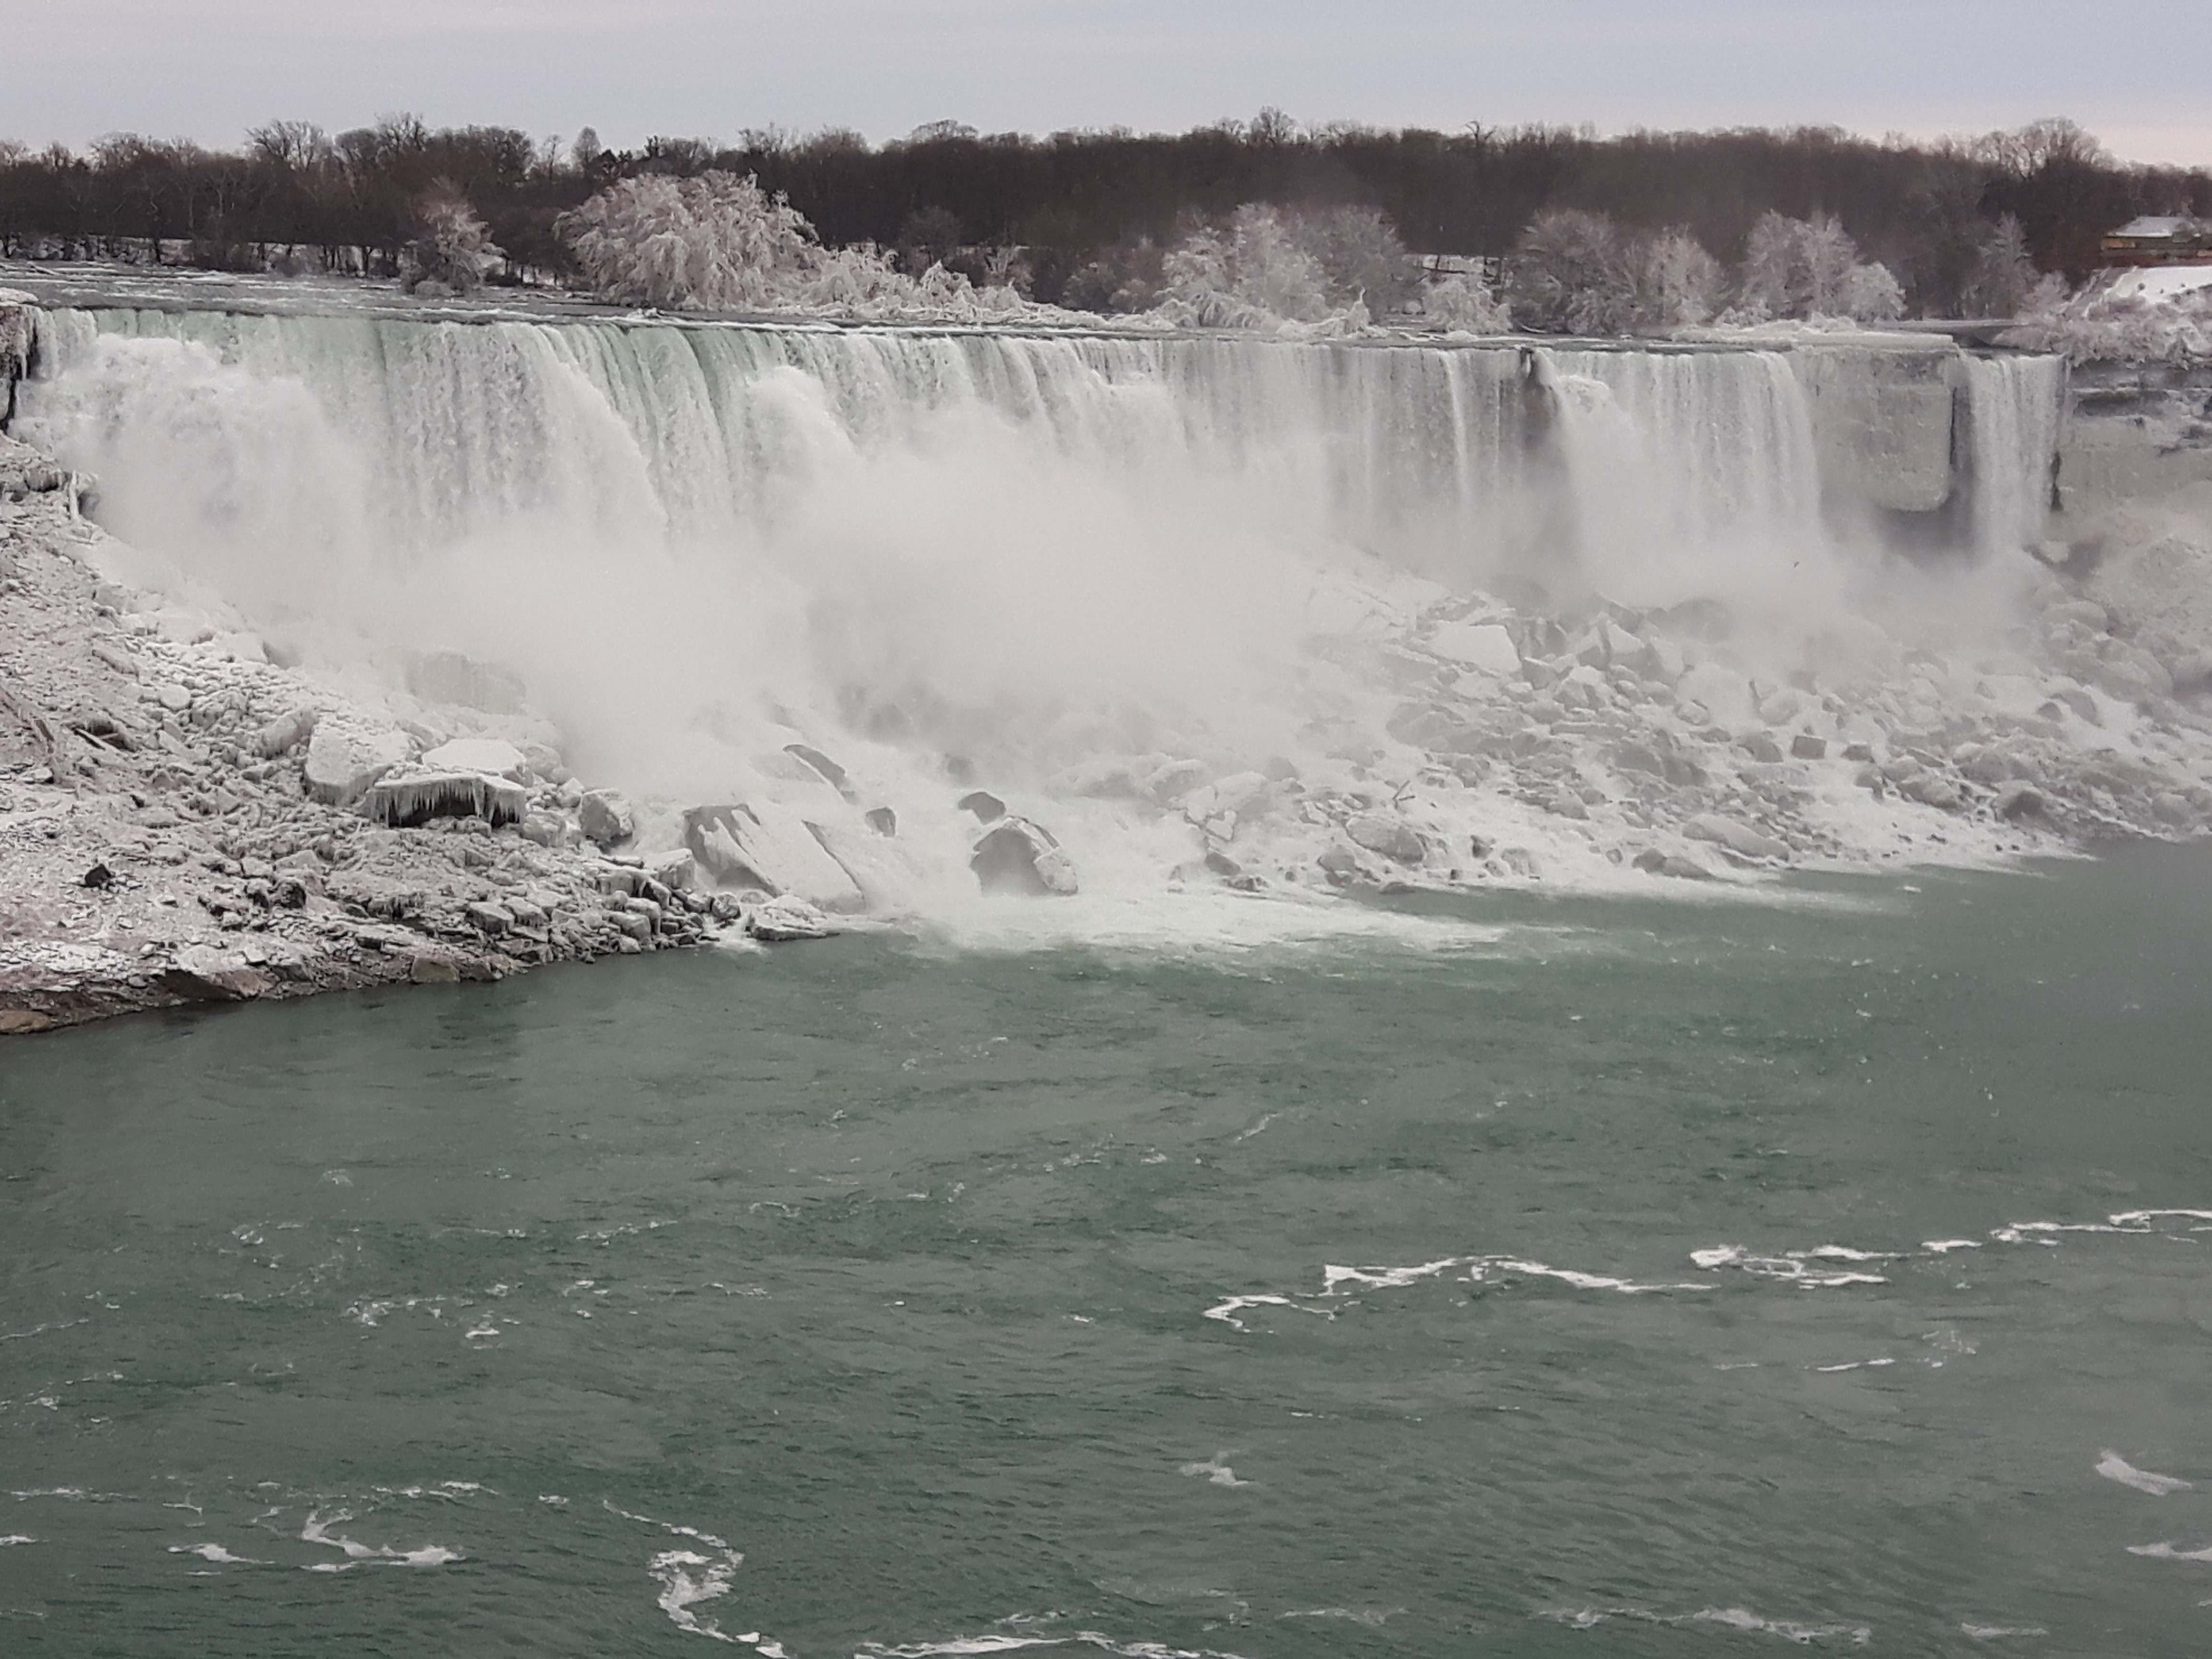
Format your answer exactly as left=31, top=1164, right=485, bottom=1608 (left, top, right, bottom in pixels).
left=1693, top=1606, right=1873, bottom=1645
left=0, top=1319, right=92, bottom=1344
left=606, top=1501, right=765, bottom=1648
left=299, top=1510, right=459, bottom=1567
left=1923, top=1239, right=1982, bottom=1253
left=1278, top=1606, right=1400, bottom=1625
left=1200, top=1293, right=1325, bottom=1332
left=168, top=1542, right=267, bottom=1564
left=1960, top=1625, right=2047, bottom=1642
left=649, top=1550, right=742, bottom=1643
left=1542, top=1604, right=1871, bottom=1644
left=1176, top=1456, right=1250, bottom=1488
left=2099, top=1453, right=2192, bottom=1495
left=2109, top=1209, right=2212, bottom=1227
left=2127, top=1541, right=2212, bottom=1562
left=1990, top=1207, right=2212, bottom=1246
left=864, top=1636, right=1253, bottom=1659
left=1209, top=1250, right=1710, bottom=1330
left=1812, top=1358, right=1897, bottom=1373
left=0, top=1535, right=36, bottom=1546
left=866, top=1637, right=1064, bottom=1655
left=1477, top=1257, right=1709, bottom=1293
left=1689, top=1246, right=1887, bottom=1288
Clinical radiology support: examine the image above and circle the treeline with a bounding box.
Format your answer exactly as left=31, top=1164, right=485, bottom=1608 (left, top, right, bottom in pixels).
left=3, top=111, right=2207, bottom=315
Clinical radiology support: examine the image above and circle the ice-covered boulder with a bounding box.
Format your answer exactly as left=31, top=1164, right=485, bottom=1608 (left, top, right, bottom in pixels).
left=359, top=768, right=527, bottom=828
left=421, top=737, right=529, bottom=779
left=958, top=790, right=1007, bottom=823
left=303, top=724, right=412, bottom=805
left=970, top=817, right=1078, bottom=896
left=158, top=944, right=272, bottom=1002
left=1344, top=810, right=1426, bottom=866
left=253, top=707, right=317, bottom=758
left=648, top=850, right=698, bottom=892
left=1429, top=619, right=1521, bottom=676
left=1144, top=758, right=1211, bottom=805
left=783, top=743, right=857, bottom=801
left=1181, top=771, right=1272, bottom=840
left=1684, top=814, right=1789, bottom=862
left=578, top=789, right=635, bottom=846
left=746, top=894, right=838, bottom=942
left=1676, top=662, right=1756, bottom=727
left=684, top=802, right=867, bottom=912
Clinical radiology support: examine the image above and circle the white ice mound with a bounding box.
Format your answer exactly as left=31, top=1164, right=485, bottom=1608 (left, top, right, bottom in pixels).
left=685, top=802, right=867, bottom=913
left=420, top=736, right=528, bottom=779
left=359, top=767, right=527, bottom=828
left=970, top=816, right=1078, bottom=896
left=745, top=894, right=837, bottom=942
left=577, top=789, right=635, bottom=847
left=303, top=723, right=412, bottom=806
left=1428, top=618, right=1522, bottom=676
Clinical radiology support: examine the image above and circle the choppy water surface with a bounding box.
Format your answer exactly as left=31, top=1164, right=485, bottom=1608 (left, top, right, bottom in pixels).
left=6, top=852, right=2212, bottom=1655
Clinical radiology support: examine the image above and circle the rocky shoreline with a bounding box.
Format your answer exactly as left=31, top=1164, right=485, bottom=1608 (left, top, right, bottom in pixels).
left=0, top=433, right=758, bottom=1038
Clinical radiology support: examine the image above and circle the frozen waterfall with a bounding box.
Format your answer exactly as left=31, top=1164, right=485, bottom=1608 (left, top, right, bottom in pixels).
left=9, top=299, right=2083, bottom=927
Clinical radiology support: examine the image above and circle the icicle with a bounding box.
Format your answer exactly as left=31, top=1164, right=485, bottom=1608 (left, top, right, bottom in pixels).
left=358, top=769, right=527, bottom=829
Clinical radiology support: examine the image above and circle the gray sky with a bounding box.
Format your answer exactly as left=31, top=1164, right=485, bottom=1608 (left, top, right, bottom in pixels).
left=12, top=0, right=2210, bottom=167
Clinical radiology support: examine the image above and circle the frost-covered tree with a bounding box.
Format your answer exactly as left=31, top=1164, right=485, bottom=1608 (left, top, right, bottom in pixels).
left=1734, top=211, right=1904, bottom=322
left=1736, top=211, right=1806, bottom=317
left=402, top=181, right=502, bottom=295
left=1842, top=262, right=1906, bottom=321
left=1158, top=205, right=1333, bottom=327
left=1291, top=204, right=1415, bottom=313
left=1635, top=228, right=1727, bottom=328
left=1504, top=209, right=1636, bottom=334
left=1419, top=271, right=1513, bottom=332
left=556, top=169, right=1034, bottom=320
left=1962, top=214, right=2038, bottom=317
left=1148, top=203, right=1418, bottom=329
left=559, top=171, right=820, bottom=309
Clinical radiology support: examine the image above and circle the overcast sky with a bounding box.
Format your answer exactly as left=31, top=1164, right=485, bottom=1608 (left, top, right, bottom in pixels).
left=12, top=0, right=2210, bottom=167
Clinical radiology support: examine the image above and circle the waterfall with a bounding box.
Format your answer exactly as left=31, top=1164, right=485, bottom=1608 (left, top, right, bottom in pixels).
left=1962, top=353, right=2068, bottom=554
left=14, top=304, right=2074, bottom=841
left=37, top=309, right=2031, bottom=589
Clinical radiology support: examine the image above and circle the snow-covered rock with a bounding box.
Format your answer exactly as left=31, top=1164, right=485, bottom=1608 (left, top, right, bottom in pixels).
left=252, top=707, right=317, bottom=757
left=1684, top=814, right=1790, bottom=862
left=1430, top=619, right=1521, bottom=676
left=421, top=736, right=529, bottom=779
left=578, top=789, right=635, bottom=847
left=685, top=801, right=867, bottom=912
left=970, top=817, right=1078, bottom=896
left=1345, top=810, right=1427, bottom=866
left=360, top=768, right=527, bottom=829
left=303, top=723, right=412, bottom=805
left=746, top=894, right=837, bottom=942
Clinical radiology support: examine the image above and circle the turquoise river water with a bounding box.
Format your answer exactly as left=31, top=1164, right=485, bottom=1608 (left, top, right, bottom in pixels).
left=6, top=850, right=2212, bottom=1656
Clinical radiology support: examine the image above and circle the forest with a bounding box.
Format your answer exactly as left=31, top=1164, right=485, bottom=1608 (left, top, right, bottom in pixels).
left=2, top=111, right=2206, bottom=318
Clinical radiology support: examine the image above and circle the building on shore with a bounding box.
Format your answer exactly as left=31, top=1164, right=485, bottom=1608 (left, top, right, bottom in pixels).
left=2099, top=216, right=2212, bottom=267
